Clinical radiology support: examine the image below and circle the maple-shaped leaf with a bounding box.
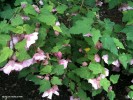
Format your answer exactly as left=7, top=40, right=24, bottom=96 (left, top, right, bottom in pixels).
left=70, top=17, right=93, bottom=34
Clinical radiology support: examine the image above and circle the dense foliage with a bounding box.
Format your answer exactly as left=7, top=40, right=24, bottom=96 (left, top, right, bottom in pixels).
left=1, top=0, right=133, bottom=99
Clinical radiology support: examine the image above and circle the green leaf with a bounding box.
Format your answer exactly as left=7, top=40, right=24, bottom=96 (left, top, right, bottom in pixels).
left=88, top=63, right=103, bottom=74
left=70, top=17, right=93, bottom=34
left=16, top=49, right=30, bottom=61
left=101, top=35, right=118, bottom=55
left=100, top=78, right=110, bottom=91
left=40, top=65, right=52, bottom=74
left=0, top=34, right=10, bottom=46
left=11, top=15, right=23, bottom=26
left=24, top=4, right=37, bottom=15
left=122, top=10, right=133, bottom=22
left=53, top=26, right=62, bottom=32
left=129, top=85, right=133, bottom=90
left=51, top=65, right=64, bottom=75
left=113, top=38, right=125, bottom=49
left=128, top=91, right=133, bottom=99
left=56, top=4, right=67, bottom=14
left=38, top=13, right=56, bottom=26
left=92, top=89, right=102, bottom=96
left=51, top=76, right=62, bottom=85
left=77, top=89, right=87, bottom=100
left=0, top=20, right=12, bottom=33
left=12, top=26, right=24, bottom=34
left=39, top=80, right=51, bottom=93
left=23, top=24, right=35, bottom=34
left=0, top=47, right=13, bottom=63
left=107, top=91, right=116, bottom=100
left=91, top=28, right=101, bottom=45
left=110, top=74, right=120, bottom=84
left=121, top=26, right=133, bottom=41
left=73, top=67, right=93, bottom=79
left=108, top=0, right=121, bottom=9
left=15, top=40, right=26, bottom=50
left=119, top=53, right=132, bottom=69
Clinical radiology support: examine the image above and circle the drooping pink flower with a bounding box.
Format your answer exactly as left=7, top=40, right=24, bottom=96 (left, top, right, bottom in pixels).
left=95, top=41, right=102, bottom=49
left=21, top=58, right=35, bottom=68
left=55, top=21, right=60, bottom=26
left=42, top=85, right=59, bottom=99
left=33, top=48, right=46, bottom=61
left=32, top=5, right=40, bottom=13
left=52, top=8, right=57, bottom=12
left=58, top=59, right=68, bottom=69
left=83, top=33, right=92, bottom=37
left=24, top=32, right=39, bottom=49
left=1, top=60, right=15, bottom=75
left=118, top=4, right=133, bottom=11
left=130, top=59, right=133, bottom=65
left=88, top=78, right=101, bottom=90
left=82, top=62, right=88, bottom=66
left=70, top=96, right=80, bottom=100
left=54, top=31, right=60, bottom=36
left=10, top=35, right=21, bottom=49
left=112, top=60, right=120, bottom=67
left=94, top=54, right=101, bottom=62
left=96, top=1, right=103, bottom=6
left=102, top=54, right=108, bottom=64
left=100, top=68, right=109, bottom=79
left=88, top=68, right=109, bottom=89
left=79, top=48, right=83, bottom=53
left=54, top=52, right=62, bottom=59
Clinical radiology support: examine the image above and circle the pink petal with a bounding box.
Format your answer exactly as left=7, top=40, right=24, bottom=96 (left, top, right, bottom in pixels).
left=21, top=58, right=35, bottom=68
left=83, top=33, right=92, bottom=37
left=55, top=21, right=60, bottom=26
left=112, top=60, right=120, bottom=67
left=130, top=59, right=133, bottom=65
left=102, top=54, right=108, bottom=64
left=25, top=32, right=39, bottom=49
left=58, top=59, right=68, bottom=69
left=54, top=51, right=62, bottom=59
left=82, top=62, right=88, bottom=66
left=94, top=54, right=101, bottom=62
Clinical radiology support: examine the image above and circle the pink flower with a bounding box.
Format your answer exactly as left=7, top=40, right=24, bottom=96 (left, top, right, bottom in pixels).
left=24, top=32, right=39, bottom=49
left=82, top=62, right=88, bottom=66
left=33, top=48, right=46, bottom=61
left=52, top=8, right=57, bottom=12
left=58, top=59, right=68, bottom=69
left=96, top=1, right=103, bottom=6
left=55, top=21, right=60, bottom=26
left=42, top=85, right=59, bottom=99
left=21, top=58, right=35, bottom=68
left=102, top=54, right=108, bottom=64
left=54, top=31, right=60, bottom=36
left=79, top=48, right=83, bottom=52
left=32, top=5, right=40, bottom=13
left=130, top=59, right=133, bottom=65
left=100, top=68, right=109, bottom=79
left=10, top=35, right=21, bottom=49
left=54, top=52, right=62, bottom=59
left=88, top=78, right=101, bottom=89
left=94, top=54, right=101, bottom=62
left=88, top=68, right=109, bottom=89
left=95, top=41, right=102, bottom=49
left=112, top=60, right=120, bottom=67
left=1, top=60, right=15, bottom=75
left=83, top=33, right=92, bottom=37
left=118, top=4, right=133, bottom=11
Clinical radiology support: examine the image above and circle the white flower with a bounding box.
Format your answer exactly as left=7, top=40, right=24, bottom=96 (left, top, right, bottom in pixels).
left=39, top=0, right=44, bottom=5
left=88, top=78, right=100, bottom=90
left=24, top=32, right=39, bottom=49
left=100, top=68, right=109, bottom=79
